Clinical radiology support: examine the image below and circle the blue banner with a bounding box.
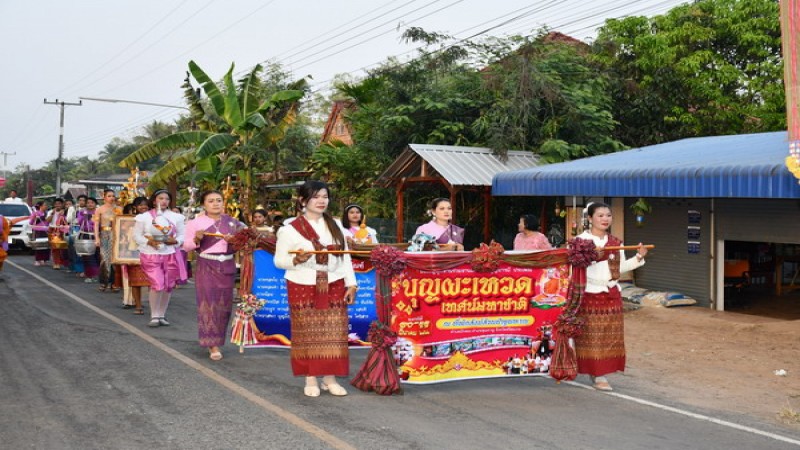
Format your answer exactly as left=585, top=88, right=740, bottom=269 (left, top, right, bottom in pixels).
left=250, top=250, right=376, bottom=348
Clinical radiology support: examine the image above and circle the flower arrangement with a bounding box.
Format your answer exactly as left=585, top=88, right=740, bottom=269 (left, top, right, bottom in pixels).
left=567, top=238, right=598, bottom=268
left=471, top=241, right=505, bottom=273
left=367, top=322, right=398, bottom=349
left=371, top=245, right=407, bottom=278
left=554, top=311, right=585, bottom=338
left=230, top=293, right=267, bottom=352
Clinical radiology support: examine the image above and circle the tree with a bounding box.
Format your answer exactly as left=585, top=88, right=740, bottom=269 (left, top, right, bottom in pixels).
left=120, top=61, right=308, bottom=219
left=593, top=0, right=784, bottom=146
left=473, top=32, right=625, bottom=161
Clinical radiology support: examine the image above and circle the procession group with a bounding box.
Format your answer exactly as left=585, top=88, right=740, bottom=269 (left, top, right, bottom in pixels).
left=1, top=180, right=647, bottom=395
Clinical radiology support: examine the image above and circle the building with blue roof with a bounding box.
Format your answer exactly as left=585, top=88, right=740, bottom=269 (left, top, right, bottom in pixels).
left=493, top=131, right=800, bottom=310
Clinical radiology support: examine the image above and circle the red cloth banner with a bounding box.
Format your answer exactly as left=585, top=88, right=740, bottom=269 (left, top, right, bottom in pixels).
left=390, top=260, right=568, bottom=383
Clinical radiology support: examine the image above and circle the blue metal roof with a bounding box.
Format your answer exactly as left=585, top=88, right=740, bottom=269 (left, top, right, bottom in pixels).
left=492, top=131, right=800, bottom=198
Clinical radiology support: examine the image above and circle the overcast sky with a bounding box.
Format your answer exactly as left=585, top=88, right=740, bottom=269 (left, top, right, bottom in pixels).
left=0, top=0, right=685, bottom=172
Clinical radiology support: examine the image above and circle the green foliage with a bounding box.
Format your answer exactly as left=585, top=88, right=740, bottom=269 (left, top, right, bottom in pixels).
left=474, top=33, right=624, bottom=161
left=307, top=142, right=393, bottom=217
left=593, top=0, right=784, bottom=146
left=121, top=61, right=309, bottom=215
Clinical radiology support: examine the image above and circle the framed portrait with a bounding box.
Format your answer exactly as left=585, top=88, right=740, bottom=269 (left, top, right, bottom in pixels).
left=112, top=215, right=141, bottom=265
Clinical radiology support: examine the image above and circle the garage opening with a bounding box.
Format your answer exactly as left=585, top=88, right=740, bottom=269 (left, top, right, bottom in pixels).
left=721, top=240, right=800, bottom=319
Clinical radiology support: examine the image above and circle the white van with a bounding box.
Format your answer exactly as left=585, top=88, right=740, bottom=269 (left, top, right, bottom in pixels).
left=0, top=202, right=33, bottom=249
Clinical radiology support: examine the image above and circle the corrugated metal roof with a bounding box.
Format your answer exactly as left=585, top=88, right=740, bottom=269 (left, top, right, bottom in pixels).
left=392, top=144, right=539, bottom=187
left=492, top=131, right=800, bottom=198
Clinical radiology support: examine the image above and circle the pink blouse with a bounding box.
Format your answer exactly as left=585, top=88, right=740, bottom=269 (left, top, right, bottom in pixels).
left=513, top=232, right=552, bottom=251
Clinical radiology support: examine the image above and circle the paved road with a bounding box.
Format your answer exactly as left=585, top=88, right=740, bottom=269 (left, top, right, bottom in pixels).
left=1, top=253, right=799, bottom=449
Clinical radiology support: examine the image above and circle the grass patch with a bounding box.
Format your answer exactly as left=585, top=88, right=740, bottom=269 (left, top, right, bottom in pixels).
left=778, top=401, right=800, bottom=425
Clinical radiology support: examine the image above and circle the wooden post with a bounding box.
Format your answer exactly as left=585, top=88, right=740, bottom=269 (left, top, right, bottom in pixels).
left=395, top=180, right=405, bottom=243
left=483, top=187, right=491, bottom=243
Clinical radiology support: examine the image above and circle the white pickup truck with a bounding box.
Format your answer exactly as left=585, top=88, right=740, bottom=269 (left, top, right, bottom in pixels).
left=0, top=202, right=33, bottom=249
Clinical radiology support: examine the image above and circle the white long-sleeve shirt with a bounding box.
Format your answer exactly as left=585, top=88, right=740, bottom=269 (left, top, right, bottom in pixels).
left=274, top=216, right=357, bottom=287
left=578, top=231, right=645, bottom=293
left=133, top=209, right=185, bottom=255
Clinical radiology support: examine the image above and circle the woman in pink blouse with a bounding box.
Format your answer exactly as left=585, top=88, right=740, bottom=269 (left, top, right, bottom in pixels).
left=513, top=214, right=552, bottom=251
left=183, top=190, right=243, bottom=361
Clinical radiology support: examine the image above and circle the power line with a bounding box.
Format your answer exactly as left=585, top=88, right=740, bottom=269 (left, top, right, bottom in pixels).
left=57, top=0, right=193, bottom=97
left=97, top=0, right=280, bottom=96
left=64, top=0, right=217, bottom=98
left=274, top=0, right=420, bottom=60
left=292, top=0, right=469, bottom=72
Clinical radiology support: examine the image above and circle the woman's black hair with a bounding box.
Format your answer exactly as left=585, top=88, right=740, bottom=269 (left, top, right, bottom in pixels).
left=428, top=197, right=450, bottom=210
left=343, top=204, right=364, bottom=227
left=520, top=214, right=540, bottom=232
left=586, top=202, right=611, bottom=218
left=296, top=180, right=345, bottom=248
left=132, top=196, right=149, bottom=208
left=199, top=190, right=223, bottom=205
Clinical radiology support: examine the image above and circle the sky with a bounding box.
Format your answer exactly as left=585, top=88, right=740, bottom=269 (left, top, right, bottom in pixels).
left=0, top=0, right=686, bottom=172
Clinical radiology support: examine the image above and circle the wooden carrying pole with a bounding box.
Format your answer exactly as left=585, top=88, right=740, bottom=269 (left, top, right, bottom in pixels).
left=601, top=245, right=655, bottom=251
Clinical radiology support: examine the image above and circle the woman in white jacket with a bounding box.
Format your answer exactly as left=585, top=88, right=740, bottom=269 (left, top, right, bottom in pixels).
left=274, top=181, right=358, bottom=398
left=575, top=202, right=648, bottom=392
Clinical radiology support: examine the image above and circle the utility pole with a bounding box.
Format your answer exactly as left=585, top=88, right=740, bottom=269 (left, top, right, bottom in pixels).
left=0, top=151, right=15, bottom=180
left=43, top=98, right=82, bottom=196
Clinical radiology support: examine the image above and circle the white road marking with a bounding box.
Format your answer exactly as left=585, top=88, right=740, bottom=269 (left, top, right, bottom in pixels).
left=8, top=260, right=356, bottom=450
left=563, top=381, right=800, bottom=446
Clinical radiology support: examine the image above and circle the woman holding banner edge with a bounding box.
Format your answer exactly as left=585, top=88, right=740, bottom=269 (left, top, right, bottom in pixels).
left=574, top=202, right=648, bottom=391
left=274, top=180, right=358, bottom=398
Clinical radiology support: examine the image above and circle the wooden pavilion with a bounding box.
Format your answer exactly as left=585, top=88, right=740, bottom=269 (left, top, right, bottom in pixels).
left=375, top=144, right=539, bottom=243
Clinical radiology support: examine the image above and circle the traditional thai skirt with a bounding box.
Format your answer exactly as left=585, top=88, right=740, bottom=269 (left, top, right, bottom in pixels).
left=574, top=286, right=626, bottom=377
left=99, top=230, right=115, bottom=285
left=195, top=257, right=236, bottom=347
left=126, top=264, right=150, bottom=287
left=140, top=253, right=182, bottom=292
left=287, top=279, right=349, bottom=377
left=33, top=229, right=50, bottom=262
left=68, top=233, right=84, bottom=273
left=82, top=249, right=100, bottom=278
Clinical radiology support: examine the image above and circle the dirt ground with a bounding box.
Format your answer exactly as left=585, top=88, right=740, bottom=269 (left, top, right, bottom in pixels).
left=623, top=290, right=800, bottom=429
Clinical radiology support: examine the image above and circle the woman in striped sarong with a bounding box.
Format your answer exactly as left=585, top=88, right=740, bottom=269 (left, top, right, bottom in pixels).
left=574, top=202, right=648, bottom=392
left=274, top=181, right=358, bottom=398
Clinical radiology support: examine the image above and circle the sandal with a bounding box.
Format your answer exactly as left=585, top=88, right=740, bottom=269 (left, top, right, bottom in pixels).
left=111, top=287, right=121, bottom=293
left=133, top=308, right=144, bottom=315
left=97, top=285, right=107, bottom=292
left=209, top=350, right=223, bottom=361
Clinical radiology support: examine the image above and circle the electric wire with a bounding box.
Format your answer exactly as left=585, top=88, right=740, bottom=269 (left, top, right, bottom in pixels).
left=56, top=0, right=193, bottom=97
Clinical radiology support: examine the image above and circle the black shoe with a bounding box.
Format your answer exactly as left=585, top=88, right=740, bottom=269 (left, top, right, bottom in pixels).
left=158, top=318, right=170, bottom=326
left=121, top=305, right=135, bottom=309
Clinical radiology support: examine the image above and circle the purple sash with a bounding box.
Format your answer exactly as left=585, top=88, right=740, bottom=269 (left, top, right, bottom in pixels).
left=199, top=214, right=237, bottom=255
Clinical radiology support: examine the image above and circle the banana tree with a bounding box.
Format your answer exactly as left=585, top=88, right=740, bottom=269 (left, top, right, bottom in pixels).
left=120, top=61, right=307, bottom=219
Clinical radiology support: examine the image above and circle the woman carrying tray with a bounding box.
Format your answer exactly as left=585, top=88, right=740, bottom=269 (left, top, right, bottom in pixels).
left=133, top=189, right=186, bottom=328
